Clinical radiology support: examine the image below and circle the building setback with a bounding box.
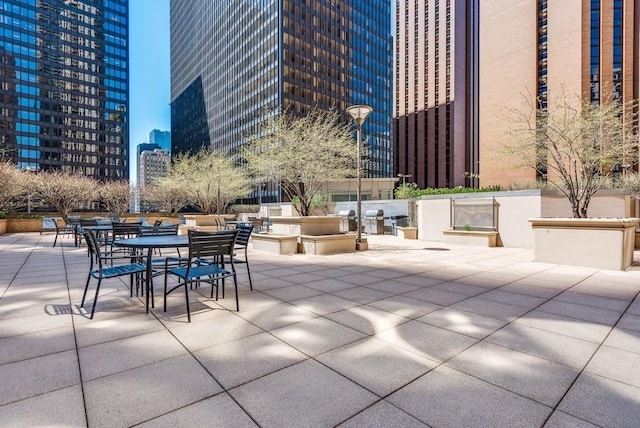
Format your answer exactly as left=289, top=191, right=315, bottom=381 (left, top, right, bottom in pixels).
left=170, top=0, right=393, bottom=201
left=0, top=0, right=129, bottom=178
left=395, top=0, right=640, bottom=188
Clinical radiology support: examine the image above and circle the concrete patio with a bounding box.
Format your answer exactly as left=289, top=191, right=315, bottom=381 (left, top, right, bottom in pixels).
left=1, top=232, right=639, bottom=427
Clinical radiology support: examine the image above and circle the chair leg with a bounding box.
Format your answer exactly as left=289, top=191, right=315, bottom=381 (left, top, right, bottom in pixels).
left=245, top=248, right=253, bottom=291
left=53, top=232, right=59, bottom=248
left=184, top=280, right=191, bottom=323
left=233, top=274, right=239, bottom=311
left=89, top=278, right=103, bottom=319
left=81, top=273, right=91, bottom=307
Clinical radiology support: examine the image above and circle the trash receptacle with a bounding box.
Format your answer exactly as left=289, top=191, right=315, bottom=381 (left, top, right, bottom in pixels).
left=364, top=209, right=384, bottom=235
left=390, top=215, right=408, bottom=236
left=338, top=209, right=356, bottom=232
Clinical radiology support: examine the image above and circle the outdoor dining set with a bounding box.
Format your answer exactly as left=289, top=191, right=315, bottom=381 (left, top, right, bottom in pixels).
left=47, top=217, right=255, bottom=322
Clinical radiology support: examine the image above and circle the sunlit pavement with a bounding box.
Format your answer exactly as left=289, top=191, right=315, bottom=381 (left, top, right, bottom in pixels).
left=1, top=231, right=639, bottom=427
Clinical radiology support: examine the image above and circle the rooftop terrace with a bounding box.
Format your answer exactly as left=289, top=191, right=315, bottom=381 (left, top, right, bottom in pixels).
left=1, top=232, right=639, bottom=427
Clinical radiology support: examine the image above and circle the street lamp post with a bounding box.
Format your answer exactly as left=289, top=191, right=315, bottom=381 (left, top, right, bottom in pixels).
left=346, top=104, right=373, bottom=250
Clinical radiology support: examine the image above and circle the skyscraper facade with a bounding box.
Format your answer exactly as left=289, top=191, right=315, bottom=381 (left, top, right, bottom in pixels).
left=0, top=0, right=129, bottom=178
left=396, top=0, right=640, bottom=188
left=138, top=148, right=169, bottom=187
left=149, top=128, right=170, bottom=153
left=394, top=0, right=478, bottom=189
left=170, top=0, right=393, bottom=193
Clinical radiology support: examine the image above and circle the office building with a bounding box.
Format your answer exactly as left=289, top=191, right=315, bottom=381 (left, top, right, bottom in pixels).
left=149, top=129, right=170, bottom=153
left=136, top=142, right=159, bottom=183
left=0, top=0, right=129, bottom=178
left=395, top=0, right=640, bottom=188
left=138, top=148, right=169, bottom=186
left=170, top=0, right=393, bottom=200
left=394, top=0, right=478, bottom=189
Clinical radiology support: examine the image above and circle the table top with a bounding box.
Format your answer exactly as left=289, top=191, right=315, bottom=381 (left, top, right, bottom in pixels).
left=113, top=235, right=188, bottom=249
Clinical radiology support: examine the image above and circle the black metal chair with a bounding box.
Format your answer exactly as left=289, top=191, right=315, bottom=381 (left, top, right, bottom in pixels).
left=75, top=218, right=98, bottom=247
left=164, top=229, right=239, bottom=322
left=233, top=224, right=254, bottom=291
left=81, top=230, right=146, bottom=319
left=52, top=218, right=77, bottom=247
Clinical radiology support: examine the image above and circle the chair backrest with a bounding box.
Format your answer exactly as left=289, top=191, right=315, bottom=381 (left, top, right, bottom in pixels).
left=42, top=217, right=57, bottom=229
left=112, top=222, right=141, bottom=240
left=235, top=224, right=254, bottom=246
left=141, top=224, right=178, bottom=236
left=188, top=229, right=238, bottom=260
left=153, top=219, right=163, bottom=227
left=83, top=230, right=103, bottom=268
left=78, top=218, right=98, bottom=227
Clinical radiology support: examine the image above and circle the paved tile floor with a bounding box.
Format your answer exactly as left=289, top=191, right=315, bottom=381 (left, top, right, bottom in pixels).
left=1, top=232, right=640, bottom=427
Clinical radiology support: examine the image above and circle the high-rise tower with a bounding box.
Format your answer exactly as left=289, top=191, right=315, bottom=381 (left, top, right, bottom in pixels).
left=170, top=0, right=393, bottom=199
left=0, top=0, right=129, bottom=178
left=396, top=0, right=640, bottom=188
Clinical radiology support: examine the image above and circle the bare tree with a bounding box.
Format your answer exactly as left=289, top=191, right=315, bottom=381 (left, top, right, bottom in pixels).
left=0, top=161, right=27, bottom=213
left=138, top=183, right=189, bottom=215
left=99, top=180, right=131, bottom=217
left=243, top=108, right=356, bottom=216
left=166, top=149, right=251, bottom=214
left=506, top=88, right=639, bottom=218
left=35, top=171, right=97, bottom=220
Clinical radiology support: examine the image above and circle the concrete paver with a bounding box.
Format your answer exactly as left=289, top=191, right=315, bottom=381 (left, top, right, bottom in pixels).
left=1, top=232, right=640, bottom=426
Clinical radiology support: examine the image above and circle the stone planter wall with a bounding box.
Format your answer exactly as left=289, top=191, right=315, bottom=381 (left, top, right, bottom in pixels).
left=270, top=216, right=341, bottom=236
left=7, top=219, right=42, bottom=233
left=442, top=230, right=499, bottom=247
left=299, top=234, right=356, bottom=255
left=397, top=226, right=418, bottom=240
left=529, top=218, right=638, bottom=271
left=251, top=234, right=298, bottom=255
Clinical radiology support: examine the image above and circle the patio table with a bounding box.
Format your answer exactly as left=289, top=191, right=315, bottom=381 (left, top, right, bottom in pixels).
left=113, top=235, right=189, bottom=313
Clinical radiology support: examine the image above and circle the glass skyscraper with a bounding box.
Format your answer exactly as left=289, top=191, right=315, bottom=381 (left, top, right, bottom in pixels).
left=170, top=0, right=392, bottom=190
left=0, top=0, right=129, bottom=178
left=149, top=129, right=170, bottom=153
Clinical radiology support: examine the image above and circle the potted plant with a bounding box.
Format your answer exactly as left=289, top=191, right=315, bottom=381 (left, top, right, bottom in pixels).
left=395, top=182, right=418, bottom=239
left=506, top=88, right=640, bottom=270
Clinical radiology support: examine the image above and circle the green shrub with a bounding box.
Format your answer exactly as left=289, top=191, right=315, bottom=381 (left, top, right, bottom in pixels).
left=414, top=185, right=502, bottom=197
left=0, top=210, right=5, bottom=219
left=227, top=204, right=260, bottom=214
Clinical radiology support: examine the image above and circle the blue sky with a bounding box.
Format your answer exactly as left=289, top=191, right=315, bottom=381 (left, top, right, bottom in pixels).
left=129, top=0, right=170, bottom=180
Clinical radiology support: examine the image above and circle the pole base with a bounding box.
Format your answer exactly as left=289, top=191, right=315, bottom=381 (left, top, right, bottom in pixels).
left=356, top=238, right=368, bottom=251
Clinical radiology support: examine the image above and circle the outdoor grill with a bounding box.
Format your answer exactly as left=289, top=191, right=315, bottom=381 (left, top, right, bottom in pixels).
left=338, top=209, right=356, bottom=232
left=364, top=209, right=384, bottom=235
left=390, top=215, right=408, bottom=235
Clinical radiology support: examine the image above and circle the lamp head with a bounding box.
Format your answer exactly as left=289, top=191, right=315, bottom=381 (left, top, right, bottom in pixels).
left=346, top=105, right=373, bottom=126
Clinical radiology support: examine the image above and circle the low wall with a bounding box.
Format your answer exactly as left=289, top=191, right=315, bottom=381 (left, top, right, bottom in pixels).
left=270, top=216, right=341, bottom=235
left=417, top=189, right=633, bottom=249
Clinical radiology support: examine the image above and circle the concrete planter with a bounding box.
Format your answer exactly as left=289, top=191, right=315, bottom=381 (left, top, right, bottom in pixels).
left=251, top=234, right=298, bottom=255
left=443, top=230, right=499, bottom=247
left=270, top=216, right=341, bottom=236
left=529, top=218, right=638, bottom=271
left=0, top=219, right=6, bottom=234
left=7, top=219, right=42, bottom=233
left=299, top=234, right=357, bottom=255
left=397, top=226, right=418, bottom=240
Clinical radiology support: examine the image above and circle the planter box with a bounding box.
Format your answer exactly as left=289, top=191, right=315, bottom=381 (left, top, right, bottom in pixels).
left=443, top=230, right=499, bottom=247
left=7, top=219, right=42, bottom=233
left=270, top=216, right=341, bottom=236
left=300, top=234, right=356, bottom=255
left=251, top=234, right=298, bottom=255
left=0, top=219, right=6, bottom=234
left=529, top=218, right=638, bottom=271
left=397, top=226, right=418, bottom=240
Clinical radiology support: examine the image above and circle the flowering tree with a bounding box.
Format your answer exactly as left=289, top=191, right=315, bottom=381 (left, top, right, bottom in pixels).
left=243, top=108, right=356, bottom=216
left=506, top=89, right=639, bottom=218
left=35, top=170, right=97, bottom=220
